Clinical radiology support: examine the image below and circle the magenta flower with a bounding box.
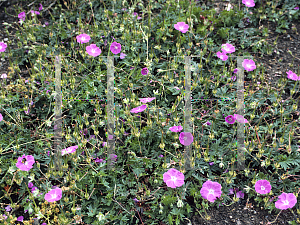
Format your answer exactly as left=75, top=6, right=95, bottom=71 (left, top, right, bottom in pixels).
left=61, top=145, right=78, bottom=156
left=1, top=73, right=7, bottom=78
left=141, top=67, right=149, bottom=75
left=5, top=205, right=11, bottom=212
left=234, top=114, right=248, bottom=123
left=294, top=7, right=299, bottom=10
left=163, top=168, right=185, bottom=188
left=86, top=44, right=101, bottom=57
left=225, top=115, right=235, bottom=124
left=159, top=154, right=164, bottom=157
left=28, top=182, right=34, bottom=188
left=275, top=193, right=297, bottom=210
left=110, top=42, right=121, bottom=54
left=209, top=162, right=214, bottom=166
left=17, top=216, right=24, bottom=222
left=18, top=12, right=26, bottom=21
left=31, top=186, right=38, bottom=193
left=242, top=59, right=256, bottom=71
left=0, top=113, right=3, bottom=122
left=120, top=53, right=127, bottom=59
left=0, top=42, right=7, bottom=52
left=233, top=68, right=239, bottom=74
left=242, top=0, right=255, bottom=7
left=229, top=188, right=244, bottom=199
left=179, top=132, right=194, bottom=146
left=231, top=76, right=236, bottom=81
left=34, top=11, right=40, bottom=15
left=174, top=22, right=189, bottom=33
left=254, top=180, right=272, bottom=195
left=103, top=142, right=107, bottom=147
left=16, top=154, right=35, bottom=171
left=286, top=70, right=300, bottom=81
left=39, top=4, right=43, bottom=11
left=44, top=187, right=62, bottom=203
left=2, top=214, right=7, bottom=220
left=95, top=158, right=105, bottom=163
left=139, top=97, right=155, bottom=103
left=200, top=180, right=222, bottom=203
left=203, top=121, right=211, bottom=126
left=76, top=34, right=91, bottom=44
left=221, top=43, right=235, bottom=54
left=169, top=125, right=183, bottom=132
left=130, top=105, right=147, bottom=113
left=216, top=51, right=228, bottom=61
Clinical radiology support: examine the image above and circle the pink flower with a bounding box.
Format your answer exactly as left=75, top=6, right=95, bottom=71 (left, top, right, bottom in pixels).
left=179, top=132, right=194, bottom=146
left=34, top=11, right=40, bottom=15
left=0, top=42, right=7, bottom=52
left=61, top=145, right=78, bottom=156
left=130, top=105, right=147, bottom=113
left=139, top=97, right=155, bottom=103
left=86, top=44, right=101, bottom=57
left=225, top=115, right=235, bottom=124
left=110, top=42, right=122, bottom=54
left=103, top=142, right=107, bottom=147
left=242, top=59, right=256, bottom=71
left=0, top=113, right=3, bottom=122
left=286, top=70, right=300, bottom=81
left=44, top=188, right=62, bottom=203
left=163, top=168, right=185, bottom=188
left=275, top=193, right=297, bottom=210
left=174, top=22, right=189, bottom=33
left=28, top=182, right=34, bottom=188
left=294, top=7, right=299, bottom=10
left=39, top=4, right=43, bottom=11
left=120, top=53, right=127, bottom=59
left=229, top=188, right=244, bottom=199
left=141, top=67, right=149, bottom=75
left=1, top=73, right=7, bottom=78
left=233, top=114, right=248, bottom=123
left=17, top=216, right=24, bottom=222
left=200, top=180, right=222, bottom=203
left=242, top=0, right=255, bottom=7
left=233, top=68, right=239, bottom=74
left=221, top=43, right=235, bottom=54
left=216, top=51, right=228, bottom=61
left=76, top=34, right=91, bottom=44
left=254, top=180, right=272, bottom=195
left=16, top=154, right=35, bottom=171
left=169, top=125, right=183, bottom=132
left=18, top=12, right=26, bottom=21
left=95, top=158, right=105, bottom=163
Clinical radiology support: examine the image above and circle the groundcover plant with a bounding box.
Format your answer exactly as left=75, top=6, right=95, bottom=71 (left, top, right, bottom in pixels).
left=0, top=0, right=300, bottom=224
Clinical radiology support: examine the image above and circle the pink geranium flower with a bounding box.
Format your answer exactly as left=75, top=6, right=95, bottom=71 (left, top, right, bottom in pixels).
left=18, top=12, right=26, bottom=21
left=275, top=193, right=297, bottom=210
left=221, top=43, right=235, bottom=54
left=229, top=188, right=245, bottom=199
left=234, top=114, right=248, bottom=123
left=110, top=42, right=121, bottom=54
left=120, top=53, right=127, bottom=59
left=17, top=216, right=24, bottom=222
left=200, top=180, right=222, bottom=203
left=169, top=125, right=183, bottom=132
left=254, top=180, right=272, bottom=195
left=139, top=97, right=155, bottom=103
left=61, top=145, right=78, bottom=156
left=216, top=51, right=228, bottom=61
left=141, top=67, right=149, bottom=75
left=163, top=168, right=185, bottom=188
left=76, top=34, right=91, bottom=44
left=130, top=105, right=147, bottom=113
left=44, top=187, right=62, bottom=203
left=86, top=44, right=101, bottom=57
left=0, top=42, right=7, bottom=52
left=286, top=70, right=300, bottom=81
left=0, top=113, right=3, bottom=122
left=174, top=22, right=189, bottom=33
left=242, top=59, right=256, bottom=71
left=39, top=4, right=43, bottom=11
left=16, top=154, right=35, bottom=171
left=242, top=0, right=255, bottom=7
left=225, top=115, right=235, bottom=124
left=179, top=132, right=193, bottom=146
left=1, top=73, right=7, bottom=78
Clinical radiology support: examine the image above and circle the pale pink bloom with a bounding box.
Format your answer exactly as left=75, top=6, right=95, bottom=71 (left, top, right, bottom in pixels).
left=163, top=168, right=185, bottom=188
left=221, top=43, right=235, bottom=54
left=76, top=34, right=91, bottom=44
left=216, top=51, right=228, bottom=61
left=242, top=59, right=256, bottom=71
left=275, top=193, right=297, bottom=210
left=242, top=0, right=255, bottom=7
left=174, top=22, right=189, bottom=33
